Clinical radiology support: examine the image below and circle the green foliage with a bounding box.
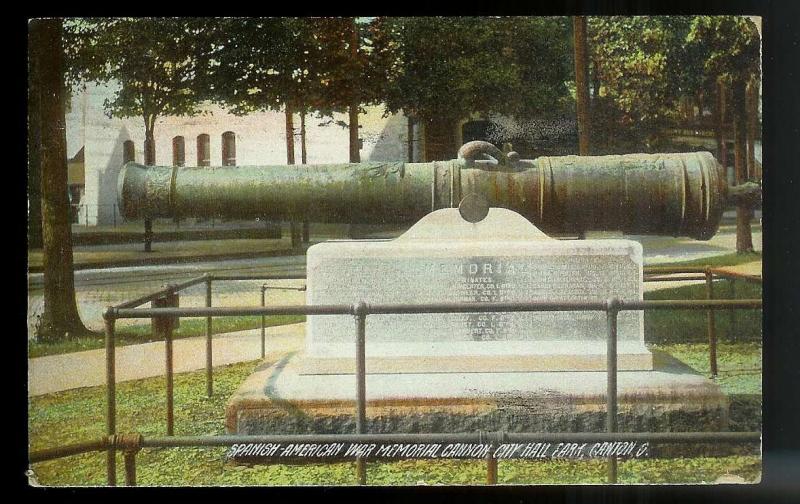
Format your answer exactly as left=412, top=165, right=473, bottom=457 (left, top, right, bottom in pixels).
left=589, top=17, right=699, bottom=137
left=205, top=18, right=372, bottom=118
left=588, top=15, right=760, bottom=151
left=687, top=16, right=761, bottom=88
left=64, top=18, right=213, bottom=133
left=371, top=17, right=573, bottom=123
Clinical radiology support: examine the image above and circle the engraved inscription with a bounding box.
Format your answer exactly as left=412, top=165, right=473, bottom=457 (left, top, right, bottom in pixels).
left=307, top=253, right=643, bottom=347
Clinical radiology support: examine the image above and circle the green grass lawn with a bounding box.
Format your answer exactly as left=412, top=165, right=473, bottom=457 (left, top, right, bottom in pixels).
left=650, top=251, right=761, bottom=269
left=28, top=315, right=305, bottom=358
left=29, top=338, right=762, bottom=486
left=644, top=279, right=762, bottom=346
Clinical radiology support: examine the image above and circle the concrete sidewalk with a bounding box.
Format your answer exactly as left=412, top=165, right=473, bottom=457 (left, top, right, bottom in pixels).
left=28, top=323, right=305, bottom=396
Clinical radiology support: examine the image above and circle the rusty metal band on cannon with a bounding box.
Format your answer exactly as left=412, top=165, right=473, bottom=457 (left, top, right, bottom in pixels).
left=118, top=150, right=727, bottom=240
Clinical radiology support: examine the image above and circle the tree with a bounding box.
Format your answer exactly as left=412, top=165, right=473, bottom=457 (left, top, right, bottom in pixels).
left=371, top=17, right=573, bottom=160
left=573, top=16, right=591, bottom=155
left=30, top=18, right=90, bottom=342
left=28, top=26, right=43, bottom=250
left=588, top=16, right=701, bottom=152
left=687, top=16, right=761, bottom=254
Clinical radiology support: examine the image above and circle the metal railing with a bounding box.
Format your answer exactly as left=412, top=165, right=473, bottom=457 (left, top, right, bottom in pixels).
left=30, top=266, right=762, bottom=486
left=643, top=265, right=762, bottom=376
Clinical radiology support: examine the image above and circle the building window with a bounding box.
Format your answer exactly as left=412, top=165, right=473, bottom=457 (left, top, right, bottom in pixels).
left=123, top=140, right=135, bottom=163
left=197, top=134, right=210, bottom=167
left=221, top=131, right=236, bottom=166
left=172, top=136, right=185, bottom=167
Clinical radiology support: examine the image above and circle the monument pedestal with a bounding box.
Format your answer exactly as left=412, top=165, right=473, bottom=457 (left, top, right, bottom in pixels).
left=226, top=350, right=727, bottom=436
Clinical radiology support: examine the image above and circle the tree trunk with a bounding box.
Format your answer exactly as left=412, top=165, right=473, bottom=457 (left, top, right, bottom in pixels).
left=33, top=18, right=90, bottom=342
left=349, top=105, right=360, bottom=163
left=573, top=16, right=591, bottom=155
left=284, top=103, right=300, bottom=246
left=143, top=123, right=155, bottom=252
left=300, top=110, right=307, bottom=165
left=732, top=80, right=754, bottom=254
left=28, top=23, right=43, bottom=249
left=407, top=115, right=415, bottom=162
left=300, top=110, right=309, bottom=243
left=716, top=80, right=728, bottom=174
left=746, top=77, right=759, bottom=179
left=144, top=127, right=156, bottom=166
left=285, top=103, right=295, bottom=165
left=349, top=18, right=361, bottom=163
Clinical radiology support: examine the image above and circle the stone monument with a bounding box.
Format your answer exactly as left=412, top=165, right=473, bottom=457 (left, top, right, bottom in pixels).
left=225, top=203, right=725, bottom=436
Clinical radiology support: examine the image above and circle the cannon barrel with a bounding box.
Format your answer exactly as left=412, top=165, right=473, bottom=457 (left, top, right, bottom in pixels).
left=118, top=151, right=727, bottom=240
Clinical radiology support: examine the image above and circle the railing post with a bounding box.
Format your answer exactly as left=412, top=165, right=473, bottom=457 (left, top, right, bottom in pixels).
left=728, top=277, right=737, bottom=341
left=123, top=452, right=137, bottom=486
left=118, top=433, right=142, bottom=487
left=606, top=298, right=619, bottom=484
left=354, top=302, right=368, bottom=485
left=103, top=308, right=117, bottom=486
left=205, top=275, right=213, bottom=397
left=706, top=268, right=719, bottom=377
left=153, top=287, right=179, bottom=436
left=144, top=218, right=153, bottom=252
left=261, top=284, right=267, bottom=359
left=486, top=447, right=498, bottom=485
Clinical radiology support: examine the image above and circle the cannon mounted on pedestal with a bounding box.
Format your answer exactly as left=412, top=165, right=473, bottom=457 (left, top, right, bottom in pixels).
left=118, top=141, right=757, bottom=240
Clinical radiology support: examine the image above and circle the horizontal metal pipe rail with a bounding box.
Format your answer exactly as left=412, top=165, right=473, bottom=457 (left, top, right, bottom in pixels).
left=110, top=299, right=761, bottom=320
left=30, top=431, right=761, bottom=462
left=643, top=275, right=708, bottom=282
left=30, top=438, right=110, bottom=464
left=115, top=276, right=207, bottom=310
left=209, top=273, right=307, bottom=282
left=643, top=265, right=762, bottom=284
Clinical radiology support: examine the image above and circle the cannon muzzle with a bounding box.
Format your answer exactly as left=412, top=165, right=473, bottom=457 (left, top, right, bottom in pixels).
left=118, top=151, right=728, bottom=240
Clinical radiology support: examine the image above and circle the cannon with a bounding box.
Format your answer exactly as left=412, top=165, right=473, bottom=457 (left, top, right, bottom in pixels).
left=118, top=142, right=740, bottom=240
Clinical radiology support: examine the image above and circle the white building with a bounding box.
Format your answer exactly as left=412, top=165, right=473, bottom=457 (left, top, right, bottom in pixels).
left=65, top=83, right=422, bottom=226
